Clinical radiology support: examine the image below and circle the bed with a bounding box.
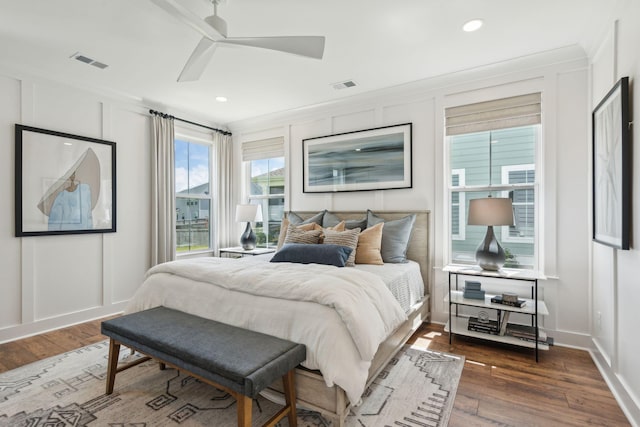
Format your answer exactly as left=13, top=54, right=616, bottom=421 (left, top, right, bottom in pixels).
left=126, top=210, right=431, bottom=426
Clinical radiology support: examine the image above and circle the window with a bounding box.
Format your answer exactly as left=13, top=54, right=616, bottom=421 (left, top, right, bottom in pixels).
left=445, top=93, right=541, bottom=270
left=502, top=164, right=535, bottom=243
left=242, top=137, right=285, bottom=248
left=248, top=157, right=285, bottom=247
left=451, top=169, right=465, bottom=240
left=175, top=138, right=212, bottom=253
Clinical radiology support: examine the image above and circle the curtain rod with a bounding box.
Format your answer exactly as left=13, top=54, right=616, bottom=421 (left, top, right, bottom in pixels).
left=149, top=109, right=232, bottom=136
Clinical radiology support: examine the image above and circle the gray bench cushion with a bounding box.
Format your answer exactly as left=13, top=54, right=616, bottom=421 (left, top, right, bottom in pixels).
left=101, top=306, right=306, bottom=398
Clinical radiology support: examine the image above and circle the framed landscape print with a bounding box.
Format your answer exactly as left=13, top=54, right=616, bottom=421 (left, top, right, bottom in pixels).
left=15, top=124, right=117, bottom=237
left=303, top=123, right=412, bottom=193
left=592, top=77, right=631, bottom=250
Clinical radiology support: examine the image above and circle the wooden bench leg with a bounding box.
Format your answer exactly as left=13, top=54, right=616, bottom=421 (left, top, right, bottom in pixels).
left=106, top=339, right=120, bottom=394
left=237, top=394, right=252, bottom=427
left=283, top=369, right=297, bottom=427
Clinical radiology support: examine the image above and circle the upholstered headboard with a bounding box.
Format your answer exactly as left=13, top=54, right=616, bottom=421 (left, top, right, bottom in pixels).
left=285, top=210, right=431, bottom=297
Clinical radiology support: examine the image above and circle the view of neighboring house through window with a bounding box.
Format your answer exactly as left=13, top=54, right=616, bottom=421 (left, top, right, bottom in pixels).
left=446, top=92, right=541, bottom=270
left=249, top=157, right=285, bottom=247
left=175, top=138, right=212, bottom=253
left=449, top=126, right=538, bottom=269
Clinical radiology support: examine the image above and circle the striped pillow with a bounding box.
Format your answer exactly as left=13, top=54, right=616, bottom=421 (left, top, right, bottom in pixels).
left=322, top=228, right=360, bottom=266
left=283, top=224, right=323, bottom=245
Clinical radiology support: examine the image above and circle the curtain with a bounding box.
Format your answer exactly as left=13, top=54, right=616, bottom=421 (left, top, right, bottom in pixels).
left=445, top=93, right=541, bottom=136
left=214, top=132, right=234, bottom=249
left=241, top=136, right=284, bottom=161
left=151, top=115, right=176, bottom=265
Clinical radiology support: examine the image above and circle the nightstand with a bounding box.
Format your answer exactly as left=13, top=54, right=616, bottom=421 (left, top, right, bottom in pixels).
left=218, top=247, right=276, bottom=258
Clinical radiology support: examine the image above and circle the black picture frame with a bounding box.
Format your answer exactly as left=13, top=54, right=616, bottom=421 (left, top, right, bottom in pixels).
left=592, top=77, right=631, bottom=250
left=15, top=124, right=117, bottom=237
left=302, top=123, right=412, bottom=193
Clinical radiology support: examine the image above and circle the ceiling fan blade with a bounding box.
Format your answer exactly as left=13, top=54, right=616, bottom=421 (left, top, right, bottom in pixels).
left=151, top=0, right=223, bottom=41
left=178, top=37, right=218, bottom=82
left=218, top=36, right=325, bottom=59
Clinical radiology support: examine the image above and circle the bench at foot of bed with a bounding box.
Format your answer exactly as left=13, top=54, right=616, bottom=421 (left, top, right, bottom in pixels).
left=101, top=306, right=307, bottom=427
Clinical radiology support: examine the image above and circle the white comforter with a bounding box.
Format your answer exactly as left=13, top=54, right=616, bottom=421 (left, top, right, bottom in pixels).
left=125, top=257, right=407, bottom=404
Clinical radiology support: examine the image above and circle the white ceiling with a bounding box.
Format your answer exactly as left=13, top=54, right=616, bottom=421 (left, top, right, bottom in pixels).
left=0, top=0, right=621, bottom=125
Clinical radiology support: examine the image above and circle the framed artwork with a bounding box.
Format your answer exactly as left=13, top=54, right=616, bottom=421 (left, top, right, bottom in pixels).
left=15, top=124, right=117, bottom=237
left=592, top=77, right=631, bottom=250
left=303, top=123, right=412, bottom=193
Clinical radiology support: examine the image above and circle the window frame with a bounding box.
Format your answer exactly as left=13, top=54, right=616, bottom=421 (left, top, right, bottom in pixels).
left=174, top=132, right=214, bottom=255
left=246, top=157, right=285, bottom=248
left=446, top=125, right=541, bottom=271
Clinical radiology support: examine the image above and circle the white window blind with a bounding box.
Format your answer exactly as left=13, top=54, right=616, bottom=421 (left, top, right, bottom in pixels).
left=241, top=137, right=284, bottom=161
left=445, top=93, right=541, bottom=136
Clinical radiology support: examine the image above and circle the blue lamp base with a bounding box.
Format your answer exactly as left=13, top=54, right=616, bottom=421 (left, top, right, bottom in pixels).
left=475, top=225, right=505, bottom=271
left=240, top=222, right=256, bottom=250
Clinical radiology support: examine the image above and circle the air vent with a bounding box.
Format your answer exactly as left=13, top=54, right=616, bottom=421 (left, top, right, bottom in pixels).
left=70, top=52, right=109, bottom=69
left=332, top=80, right=357, bottom=90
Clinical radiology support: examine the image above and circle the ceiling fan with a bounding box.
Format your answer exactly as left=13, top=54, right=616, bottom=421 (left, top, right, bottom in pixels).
left=151, top=0, right=326, bottom=82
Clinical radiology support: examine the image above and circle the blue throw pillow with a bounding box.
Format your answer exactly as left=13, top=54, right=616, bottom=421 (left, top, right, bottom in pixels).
left=367, top=210, right=416, bottom=263
left=271, top=243, right=353, bottom=267
left=322, top=211, right=367, bottom=231
left=288, top=210, right=326, bottom=225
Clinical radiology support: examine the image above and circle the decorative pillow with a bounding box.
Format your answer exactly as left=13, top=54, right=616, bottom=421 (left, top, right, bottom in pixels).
left=355, top=222, right=384, bottom=265
left=366, top=210, right=416, bottom=263
left=276, top=218, right=322, bottom=249
left=270, top=243, right=353, bottom=267
left=283, top=224, right=323, bottom=245
left=323, top=211, right=367, bottom=231
left=326, top=221, right=345, bottom=232
left=288, top=210, right=326, bottom=225
left=322, top=228, right=360, bottom=266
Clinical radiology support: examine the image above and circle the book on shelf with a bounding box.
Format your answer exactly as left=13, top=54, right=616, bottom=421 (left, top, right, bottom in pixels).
left=491, top=295, right=527, bottom=308
left=467, top=317, right=499, bottom=334
left=499, top=311, right=510, bottom=335
left=504, top=323, right=549, bottom=343
left=464, top=280, right=482, bottom=291
left=463, top=289, right=485, bottom=300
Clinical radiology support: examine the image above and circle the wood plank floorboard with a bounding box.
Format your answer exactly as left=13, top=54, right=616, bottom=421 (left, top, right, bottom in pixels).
left=0, top=319, right=631, bottom=426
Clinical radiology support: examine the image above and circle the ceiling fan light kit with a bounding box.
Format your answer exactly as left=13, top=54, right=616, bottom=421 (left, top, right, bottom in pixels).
left=152, top=0, right=326, bottom=82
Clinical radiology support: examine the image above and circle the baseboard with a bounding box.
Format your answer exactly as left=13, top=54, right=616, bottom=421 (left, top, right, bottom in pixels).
left=0, top=303, right=126, bottom=344
left=590, top=345, right=640, bottom=427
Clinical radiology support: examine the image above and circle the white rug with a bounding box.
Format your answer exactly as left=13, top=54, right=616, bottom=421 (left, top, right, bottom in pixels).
left=0, top=340, right=463, bottom=426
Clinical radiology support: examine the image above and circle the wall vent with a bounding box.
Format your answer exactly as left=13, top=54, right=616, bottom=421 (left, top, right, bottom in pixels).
left=70, top=52, right=109, bottom=69
left=332, top=80, right=357, bottom=90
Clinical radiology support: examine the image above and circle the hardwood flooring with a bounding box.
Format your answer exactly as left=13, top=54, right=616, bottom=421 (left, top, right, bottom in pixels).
left=0, top=319, right=630, bottom=426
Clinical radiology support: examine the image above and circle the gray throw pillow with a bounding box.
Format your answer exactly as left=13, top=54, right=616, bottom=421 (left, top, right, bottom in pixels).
left=288, top=210, right=326, bottom=225
left=322, top=211, right=367, bottom=231
left=367, top=210, right=416, bottom=263
left=271, top=243, right=353, bottom=267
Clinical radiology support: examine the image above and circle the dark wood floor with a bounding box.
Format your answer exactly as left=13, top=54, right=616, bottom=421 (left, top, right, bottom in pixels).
left=0, top=319, right=630, bottom=426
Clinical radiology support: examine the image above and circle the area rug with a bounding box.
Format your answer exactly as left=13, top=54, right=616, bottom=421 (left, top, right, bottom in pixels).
left=0, top=340, right=463, bottom=426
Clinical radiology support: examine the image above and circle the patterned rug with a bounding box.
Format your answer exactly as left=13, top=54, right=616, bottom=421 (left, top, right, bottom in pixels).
left=0, top=340, right=463, bottom=426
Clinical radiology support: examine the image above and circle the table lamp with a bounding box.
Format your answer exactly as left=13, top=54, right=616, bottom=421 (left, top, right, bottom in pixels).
left=467, top=197, right=514, bottom=271
left=236, top=204, right=262, bottom=250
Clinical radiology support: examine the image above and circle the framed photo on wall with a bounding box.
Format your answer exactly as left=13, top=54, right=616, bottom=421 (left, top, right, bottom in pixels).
left=302, top=123, right=412, bottom=193
left=592, top=77, right=631, bottom=250
left=15, top=124, right=117, bottom=237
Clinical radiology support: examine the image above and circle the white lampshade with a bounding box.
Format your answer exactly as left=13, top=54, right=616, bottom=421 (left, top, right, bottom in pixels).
left=468, top=197, right=514, bottom=226
left=235, top=204, right=261, bottom=222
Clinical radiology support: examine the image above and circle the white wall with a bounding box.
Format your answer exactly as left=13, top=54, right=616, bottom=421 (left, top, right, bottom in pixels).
left=589, top=1, right=640, bottom=425
left=0, top=73, right=152, bottom=342
left=229, top=46, right=591, bottom=346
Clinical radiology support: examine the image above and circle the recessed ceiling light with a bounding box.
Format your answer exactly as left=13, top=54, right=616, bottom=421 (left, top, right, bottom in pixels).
left=463, top=19, right=483, bottom=32
left=215, top=96, right=227, bottom=102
